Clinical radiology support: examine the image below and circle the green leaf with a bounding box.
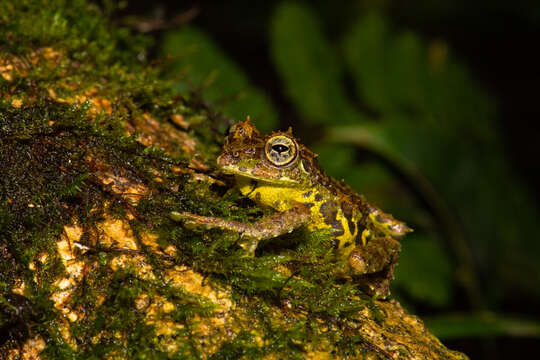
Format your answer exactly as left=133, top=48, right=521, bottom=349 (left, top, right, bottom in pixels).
left=341, top=12, right=392, bottom=114
left=342, top=14, right=432, bottom=116
left=269, top=2, right=364, bottom=125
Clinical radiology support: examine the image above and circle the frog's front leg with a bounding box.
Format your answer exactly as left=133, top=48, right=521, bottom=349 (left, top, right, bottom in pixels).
left=171, top=204, right=310, bottom=255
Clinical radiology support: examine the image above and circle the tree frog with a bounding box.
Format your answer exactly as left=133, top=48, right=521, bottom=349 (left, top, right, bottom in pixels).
left=175, top=119, right=411, bottom=297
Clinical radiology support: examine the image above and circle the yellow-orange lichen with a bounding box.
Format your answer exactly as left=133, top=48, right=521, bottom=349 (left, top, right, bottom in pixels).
left=6, top=336, right=46, bottom=360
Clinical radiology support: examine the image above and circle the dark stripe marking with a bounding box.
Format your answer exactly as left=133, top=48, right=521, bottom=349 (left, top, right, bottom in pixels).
left=341, top=201, right=356, bottom=236
left=303, top=202, right=315, bottom=209
left=320, top=201, right=344, bottom=236
left=355, top=225, right=365, bottom=245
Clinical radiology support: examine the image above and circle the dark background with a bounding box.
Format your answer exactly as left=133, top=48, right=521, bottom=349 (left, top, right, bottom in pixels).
left=114, top=1, right=540, bottom=358
left=120, top=0, right=540, bottom=195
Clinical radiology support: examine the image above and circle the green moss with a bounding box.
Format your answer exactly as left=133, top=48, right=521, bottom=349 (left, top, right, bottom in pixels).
left=1, top=1, right=214, bottom=355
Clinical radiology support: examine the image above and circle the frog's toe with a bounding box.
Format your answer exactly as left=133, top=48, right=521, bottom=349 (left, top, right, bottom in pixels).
left=236, top=236, right=259, bottom=256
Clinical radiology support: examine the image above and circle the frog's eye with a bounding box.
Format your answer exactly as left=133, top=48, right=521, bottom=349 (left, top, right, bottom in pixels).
left=265, top=135, right=297, bottom=166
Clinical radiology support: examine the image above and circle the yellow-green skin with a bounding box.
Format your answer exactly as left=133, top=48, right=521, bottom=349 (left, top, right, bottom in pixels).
left=233, top=174, right=359, bottom=255
left=179, top=119, right=411, bottom=297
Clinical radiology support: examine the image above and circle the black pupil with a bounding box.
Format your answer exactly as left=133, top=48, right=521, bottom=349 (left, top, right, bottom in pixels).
left=272, top=144, right=289, bottom=153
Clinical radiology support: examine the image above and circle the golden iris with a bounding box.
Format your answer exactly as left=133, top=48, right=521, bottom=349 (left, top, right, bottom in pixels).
left=265, top=135, right=297, bottom=166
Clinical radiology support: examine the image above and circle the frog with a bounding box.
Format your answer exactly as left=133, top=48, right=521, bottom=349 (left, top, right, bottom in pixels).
left=174, top=119, right=411, bottom=298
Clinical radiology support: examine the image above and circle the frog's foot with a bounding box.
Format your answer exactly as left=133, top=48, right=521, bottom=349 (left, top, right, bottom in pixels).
left=355, top=262, right=399, bottom=299
left=235, top=236, right=260, bottom=255
left=348, top=236, right=401, bottom=298
left=171, top=205, right=310, bottom=255
left=348, top=236, right=401, bottom=274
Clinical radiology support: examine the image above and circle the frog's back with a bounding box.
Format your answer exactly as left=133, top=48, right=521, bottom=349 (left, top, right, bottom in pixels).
left=284, top=158, right=366, bottom=251
left=297, top=158, right=410, bottom=251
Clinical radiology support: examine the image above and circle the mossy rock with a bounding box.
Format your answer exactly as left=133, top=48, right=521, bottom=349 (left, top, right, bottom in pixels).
left=0, top=1, right=468, bottom=359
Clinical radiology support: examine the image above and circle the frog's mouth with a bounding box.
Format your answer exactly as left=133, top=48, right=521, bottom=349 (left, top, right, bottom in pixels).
left=218, top=162, right=300, bottom=186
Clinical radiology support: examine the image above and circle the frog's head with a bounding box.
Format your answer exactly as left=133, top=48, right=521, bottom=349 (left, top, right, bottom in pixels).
left=217, top=118, right=319, bottom=187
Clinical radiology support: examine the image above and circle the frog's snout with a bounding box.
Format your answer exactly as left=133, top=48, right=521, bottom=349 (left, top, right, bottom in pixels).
left=216, top=153, right=231, bottom=167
